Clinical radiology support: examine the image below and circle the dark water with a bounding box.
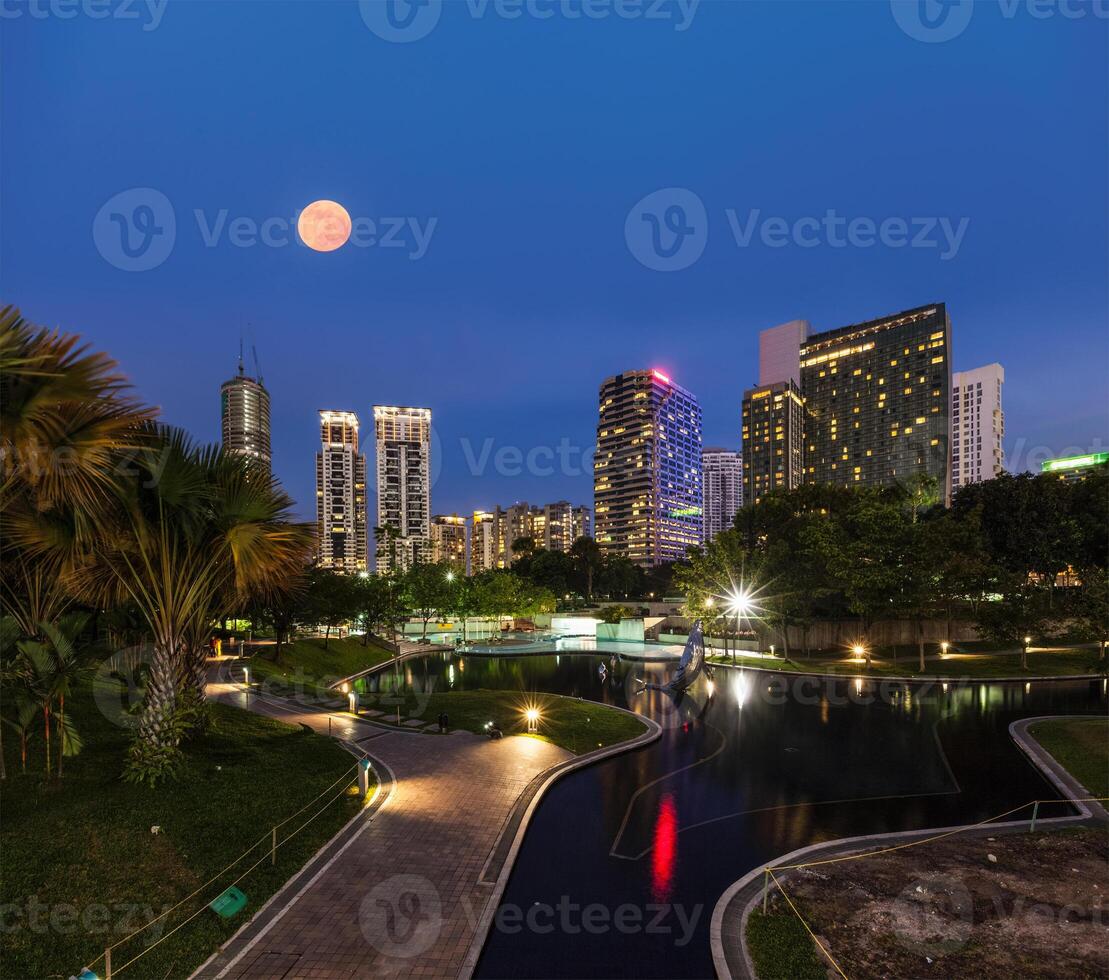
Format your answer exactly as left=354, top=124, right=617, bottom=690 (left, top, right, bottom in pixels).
left=360, top=652, right=1108, bottom=979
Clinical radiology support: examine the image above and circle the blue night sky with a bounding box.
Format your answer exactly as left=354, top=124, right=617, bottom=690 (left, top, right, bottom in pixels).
left=2, top=0, right=1106, bottom=522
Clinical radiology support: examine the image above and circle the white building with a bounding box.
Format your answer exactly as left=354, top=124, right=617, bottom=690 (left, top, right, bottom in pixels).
left=221, top=362, right=271, bottom=473
left=951, top=364, right=1005, bottom=490
left=759, top=318, right=811, bottom=387
left=315, top=410, right=367, bottom=574
left=373, top=405, right=432, bottom=573
left=702, top=448, right=743, bottom=542
left=430, top=514, right=467, bottom=570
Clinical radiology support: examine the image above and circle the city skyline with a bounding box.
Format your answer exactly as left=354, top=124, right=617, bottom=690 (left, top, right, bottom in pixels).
left=4, top=2, right=1103, bottom=527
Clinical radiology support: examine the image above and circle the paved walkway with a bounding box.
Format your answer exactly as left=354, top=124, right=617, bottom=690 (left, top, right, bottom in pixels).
left=197, top=670, right=571, bottom=980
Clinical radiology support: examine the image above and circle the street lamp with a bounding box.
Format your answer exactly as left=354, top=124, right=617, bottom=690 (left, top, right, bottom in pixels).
left=940, top=641, right=950, bottom=658
left=446, top=571, right=455, bottom=583
left=726, top=590, right=753, bottom=666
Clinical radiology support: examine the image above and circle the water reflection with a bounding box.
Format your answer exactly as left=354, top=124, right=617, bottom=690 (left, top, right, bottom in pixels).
left=358, top=651, right=1106, bottom=979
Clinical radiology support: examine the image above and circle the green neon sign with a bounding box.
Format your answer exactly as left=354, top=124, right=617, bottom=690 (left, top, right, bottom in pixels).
left=1041, top=452, right=1109, bottom=473
left=670, top=506, right=703, bottom=517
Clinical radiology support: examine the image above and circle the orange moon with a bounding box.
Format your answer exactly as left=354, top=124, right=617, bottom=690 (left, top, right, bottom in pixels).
left=298, top=200, right=352, bottom=252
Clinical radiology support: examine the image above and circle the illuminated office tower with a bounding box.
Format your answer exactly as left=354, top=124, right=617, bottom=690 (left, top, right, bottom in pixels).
left=315, top=410, right=367, bottom=574
left=221, top=356, right=271, bottom=472
left=800, top=304, right=952, bottom=500
left=373, top=406, right=432, bottom=573
left=702, top=448, right=743, bottom=541
left=594, top=369, right=702, bottom=567
left=951, top=364, right=1005, bottom=490
left=742, top=381, right=805, bottom=506
left=430, top=514, right=467, bottom=570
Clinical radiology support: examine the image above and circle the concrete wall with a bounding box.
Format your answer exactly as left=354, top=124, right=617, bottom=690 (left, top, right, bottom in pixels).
left=597, top=618, right=646, bottom=643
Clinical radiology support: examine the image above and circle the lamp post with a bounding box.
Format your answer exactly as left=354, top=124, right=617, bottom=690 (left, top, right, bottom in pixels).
left=727, top=590, right=752, bottom=667
left=940, top=640, right=950, bottom=658
left=1023, top=635, right=1031, bottom=670
left=525, top=708, right=539, bottom=734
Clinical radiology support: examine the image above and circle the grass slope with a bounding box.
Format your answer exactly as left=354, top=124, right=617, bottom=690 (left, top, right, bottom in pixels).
left=1028, top=716, right=1109, bottom=798
left=367, top=689, right=647, bottom=755
left=246, top=635, right=395, bottom=697
left=1, top=677, right=364, bottom=979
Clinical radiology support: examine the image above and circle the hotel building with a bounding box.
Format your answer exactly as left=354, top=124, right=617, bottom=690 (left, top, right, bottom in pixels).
left=220, top=360, right=271, bottom=472
left=800, top=304, right=952, bottom=500
left=373, top=405, right=432, bottom=573
left=315, top=410, right=367, bottom=574
left=702, top=448, right=743, bottom=541
left=430, top=514, right=467, bottom=570
left=951, top=364, right=1005, bottom=490
left=741, top=380, right=805, bottom=506
left=758, top=318, right=810, bottom=387
left=594, top=369, right=703, bottom=567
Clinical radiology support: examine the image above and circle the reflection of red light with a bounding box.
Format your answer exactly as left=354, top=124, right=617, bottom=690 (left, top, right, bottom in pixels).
left=651, top=793, right=678, bottom=902
left=652, top=369, right=671, bottom=384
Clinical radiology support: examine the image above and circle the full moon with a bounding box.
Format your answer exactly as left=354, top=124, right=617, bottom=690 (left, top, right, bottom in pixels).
left=297, top=200, right=352, bottom=252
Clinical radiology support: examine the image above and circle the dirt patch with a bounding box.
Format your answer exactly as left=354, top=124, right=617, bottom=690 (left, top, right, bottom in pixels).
left=770, top=827, right=1109, bottom=979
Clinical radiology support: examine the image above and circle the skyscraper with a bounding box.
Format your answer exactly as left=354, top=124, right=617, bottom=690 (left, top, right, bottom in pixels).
left=470, top=508, right=505, bottom=574
left=373, top=405, right=432, bottom=573
left=741, top=380, right=805, bottom=506
left=542, top=501, right=592, bottom=552
left=702, top=448, right=743, bottom=541
left=759, top=318, right=810, bottom=387
left=315, top=410, right=367, bottom=574
left=594, top=369, right=702, bottom=567
left=951, top=364, right=1005, bottom=491
left=800, top=304, right=952, bottom=500
left=430, top=514, right=467, bottom=570
left=220, top=355, right=271, bottom=472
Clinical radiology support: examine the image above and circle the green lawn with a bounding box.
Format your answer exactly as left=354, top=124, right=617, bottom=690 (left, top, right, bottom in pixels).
left=1029, top=716, right=1109, bottom=799
left=745, top=900, right=826, bottom=980
left=245, top=634, right=395, bottom=697
left=707, top=647, right=1106, bottom=678
left=1, top=676, right=365, bottom=980
left=363, top=689, right=647, bottom=755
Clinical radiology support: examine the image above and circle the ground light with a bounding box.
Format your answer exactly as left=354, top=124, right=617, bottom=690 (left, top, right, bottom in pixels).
left=941, top=641, right=950, bottom=657
left=525, top=708, right=540, bottom=734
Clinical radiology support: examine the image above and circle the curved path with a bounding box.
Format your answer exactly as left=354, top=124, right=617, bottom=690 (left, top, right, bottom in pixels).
left=710, top=714, right=1107, bottom=980
left=194, top=664, right=657, bottom=980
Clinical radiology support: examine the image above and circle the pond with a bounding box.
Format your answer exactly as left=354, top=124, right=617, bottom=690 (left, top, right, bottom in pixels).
left=357, top=650, right=1108, bottom=978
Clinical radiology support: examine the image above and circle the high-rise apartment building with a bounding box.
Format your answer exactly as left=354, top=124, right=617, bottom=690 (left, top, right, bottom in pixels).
left=594, top=369, right=703, bottom=567
left=759, top=318, right=810, bottom=387
left=800, top=304, right=952, bottom=500
left=373, top=406, right=432, bottom=573
left=741, top=380, right=805, bottom=506
left=470, top=508, right=505, bottom=574
left=542, top=501, right=592, bottom=552
left=430, top=514, right=467, bottom=569
left=702, top=448, right=743, bottom=541
left=315, top=410, right=367, bottom=574
left=951, top=364, right=1005, bottom=491
left=221, top=358, right=271, bottom=472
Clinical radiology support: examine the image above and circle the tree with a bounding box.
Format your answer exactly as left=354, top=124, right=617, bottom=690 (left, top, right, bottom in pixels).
left=510, top=536, right=536, bottom=563
left=80, top=428, right=311, bottom=785
left=597, top=555, right=643, bottom=599
left=301, top=567, right=357, bottom=649
left=570, top=537, right=602, bottom=599
left=351, top=573, right=391, bottom=646
left=405, top=562, right=454, bottom=640
left=444, top=574, right=480, bottom=643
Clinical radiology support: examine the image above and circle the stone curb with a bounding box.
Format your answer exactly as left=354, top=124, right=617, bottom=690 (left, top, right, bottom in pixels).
left=457, top=707, right=663, bottom=979
left=706, top=658, right=1107, bottom=685
left=710, top=714, right=1107, bottom=980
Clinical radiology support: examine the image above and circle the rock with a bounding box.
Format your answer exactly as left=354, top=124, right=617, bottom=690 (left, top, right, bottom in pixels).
left=987, top=853, right=997, bottom=863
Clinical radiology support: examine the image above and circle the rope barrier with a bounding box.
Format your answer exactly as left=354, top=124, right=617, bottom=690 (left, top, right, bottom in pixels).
left=761, top=795, right=1109, bottom=980
left=82, top=761, right=360, bottom=976
left=767, top=869, right=850, bottom=980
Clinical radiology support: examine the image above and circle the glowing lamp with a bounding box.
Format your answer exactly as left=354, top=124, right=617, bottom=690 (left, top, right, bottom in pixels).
left=652, top=370, right=671, bottom=384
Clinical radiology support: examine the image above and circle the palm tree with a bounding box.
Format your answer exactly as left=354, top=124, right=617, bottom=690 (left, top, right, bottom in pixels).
left=2, top=694, right=40, bottom=775
left=80, top=428, right=312, bottom=784
left=0, top=306, right=154, bottom=638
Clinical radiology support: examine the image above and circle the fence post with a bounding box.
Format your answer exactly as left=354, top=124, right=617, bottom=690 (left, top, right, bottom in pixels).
left=1030, top=800, right=1040, bottom=833
left=272, top=826, right=277, bottom=865
left=328, top=716, right=332, bottom=737
left=105, top=948, right=111, bottom=980
left=762, top=868, right=770, bottom=915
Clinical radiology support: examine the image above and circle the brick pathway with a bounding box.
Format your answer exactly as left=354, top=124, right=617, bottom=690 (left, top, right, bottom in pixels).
left=199, top=675, right=570, bottom=980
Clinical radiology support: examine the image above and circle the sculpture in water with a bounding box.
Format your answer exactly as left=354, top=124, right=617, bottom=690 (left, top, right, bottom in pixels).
left=667, top=619, right=705, bottom=692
